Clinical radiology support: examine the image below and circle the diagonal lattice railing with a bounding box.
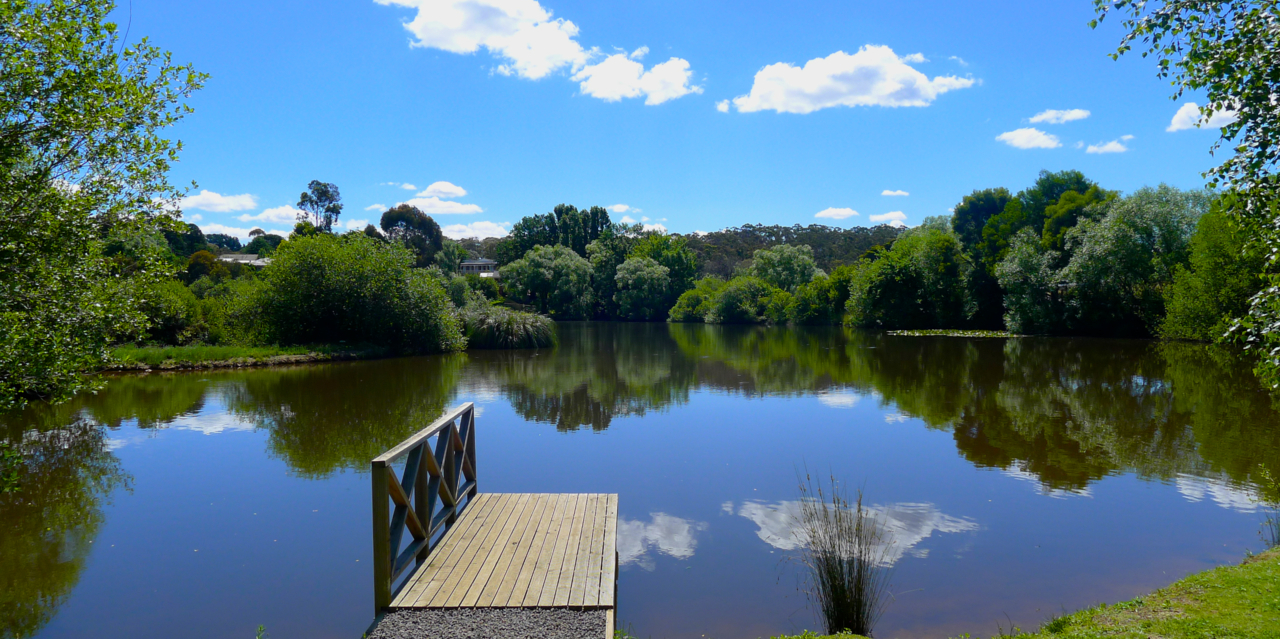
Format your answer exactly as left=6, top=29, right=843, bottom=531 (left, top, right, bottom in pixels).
left=371, top=402, right=478, bottom=611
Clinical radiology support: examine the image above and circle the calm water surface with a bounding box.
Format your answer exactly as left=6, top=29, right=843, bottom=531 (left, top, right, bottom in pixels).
left=3, top=324, right=1279, bottom=639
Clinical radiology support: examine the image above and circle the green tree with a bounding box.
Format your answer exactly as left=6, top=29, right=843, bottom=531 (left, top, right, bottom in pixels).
left=0, top=0, right=206, bottom=409
left=747, top=244, right=823, bottom=291
left=614, top=257, right=671, bottom=321
left=667, top=276, right=727, bottom=323
left=494, top=204, right=612, bottom=264
left=1040, top=185, right=1116, bottom=252
left=499, top=244, right=594, bottom=319
left=380, top=204, right=443, bottom=268
left=183, top=250, right=228, bottom=284
left=204, top=233, right=241, bottom=252
left=978, top=170, right=1099, bottom=271
left=1162, top=197, right=1265, bottom=341
left=434, top=239, right=468, bottom=273
left=705, top=277, right=786, bottom=324
left=243, top=233, right=284, bottom=256
left=1094, top=1, right=1280, bottom=386
left=586, top=229, right=640, bottom=319
left=163, top=222, right=209, bottom=259
left=996, top=229, right=1063, bottom=334
left=628, top=233, right=698, bottom=305
left=845, top=230, right=969, bottom=330
left=296, top=180, right=342, bottom=232
left=951, top=189, right=1012, bottom=329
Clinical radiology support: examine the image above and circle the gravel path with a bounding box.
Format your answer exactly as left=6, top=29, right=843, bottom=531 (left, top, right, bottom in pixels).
left=368, top=608, right=607, bottom=639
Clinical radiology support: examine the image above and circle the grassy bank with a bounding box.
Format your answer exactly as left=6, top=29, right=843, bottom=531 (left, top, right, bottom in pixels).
left=772, top=547, right=1279, bottom=639
left=108, top=344, right=387, bottom=370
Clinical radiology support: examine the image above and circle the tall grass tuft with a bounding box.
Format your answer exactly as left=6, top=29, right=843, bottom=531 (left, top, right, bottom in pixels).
left=795, top=473, right=894, bottom=637
left=462, top=304, right=557, bottom=350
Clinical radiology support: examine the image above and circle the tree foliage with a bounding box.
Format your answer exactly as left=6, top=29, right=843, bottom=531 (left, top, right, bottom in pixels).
left=681, top=224, right=902, bottom=277
left=667, top=277, right=727, bottom=323
left=434, top=239, right=468, bottom=273
left=1162, top=198, right=1265, bottom=341
left=0, top=0, right=205, bottom=408
left=747, top=243, right=823, bottom=291
left=380, top=204, right=443, bottom=268
left=495, top=204, right=611, bottom=264
left=296, top=180, right=343, bottom=232
left=499, top=244, right=594, bottom=319
left=614, top=257, right=671, bottom=321
left=845, top=230, right=969, bottom=330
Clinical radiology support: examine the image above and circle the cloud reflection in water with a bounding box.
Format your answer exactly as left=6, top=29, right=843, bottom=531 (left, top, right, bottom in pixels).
left=734, top=500, right=978, bottom=564
left=617, top=513, right=710, bottom=571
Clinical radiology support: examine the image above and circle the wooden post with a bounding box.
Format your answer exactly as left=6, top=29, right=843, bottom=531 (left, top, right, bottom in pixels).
left=372, top=461, right=391, bottom=612
left=414, top=441, right=430, bottom=565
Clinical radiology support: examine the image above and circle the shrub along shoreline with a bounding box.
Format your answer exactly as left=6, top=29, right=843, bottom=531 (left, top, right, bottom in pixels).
left=767, top=547, right=1280, bottom=639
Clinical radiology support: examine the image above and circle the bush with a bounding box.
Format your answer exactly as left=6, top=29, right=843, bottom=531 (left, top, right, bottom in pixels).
left=461, top=304, right=556, bottom=349
left=705, top=276, right=785, bottom=324
left=668, top=277, right=726, bottom=322
left=140, top=280, right=202, bottom=345
left=242, top=234, right=464, bottom=352
left=788, top=274, right=844, bottom=325
left=1162, top=204, right=1265, bottom=341
left=846, top=230, right=969, bottom=330
left=465, top=273, right=501, bottom=300
left=614, top=257, right=671, bottom=321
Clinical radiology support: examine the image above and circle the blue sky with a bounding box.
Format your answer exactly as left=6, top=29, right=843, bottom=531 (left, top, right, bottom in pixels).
left=132, top=0, right=1233, bottom=240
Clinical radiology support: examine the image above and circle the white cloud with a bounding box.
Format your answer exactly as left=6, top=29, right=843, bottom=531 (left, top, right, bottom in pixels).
left=617, top=513, right=708, bottom=571
left=375, top=0, right=591, bottom=80
left=420, top=181, right=468, bottom=198
left=817, top=390, right=861, bottom=408
left=1176, top=474, right=1261, bottom=512
left=881, top=189, right=909, bottom=197
left=948, top=55, right=968, bottom=67
left=815, top=207, right=858, bottom=220
left=1167, top=102, right=1239, bottom=132
left=179, top=190, right=258, bottom=213
left=870, top=211, right=907, bottom=224
left=619, top=215, right=637, bottom=224
left=1029, top=108, right=1090, bottom=124
left=573, top=54, right=703, bottom=105
left=607, top=204, right=639, bottom=213
left=197, top=223, right=291, bottom=241
left=188, top=214, right=203, bottom=222
left=441, top=221, right=510, bottom=239
left=728, top=45, right=975, bottom=114
left=400, top=196, right=483, bottom=214
left=238, top=205, right=302, bottom=224
left=344, top=218, right=371, bottom=230
left=1086, top=134, right=1133, bottom=154
left=629, top=46, right=648, bottom=60
left=365, top=203, right=387, bottom=211
left=1075, top=141, right=1084, bottom=149
left=642, top=223, right=667, bottom=233
left=715, top=99, right=730, bottom=113
left=996, top=127, right=1061, bottom=149
left=902, top=52, right=928, bottom=63
left=401, top=183, right=418, bottom=190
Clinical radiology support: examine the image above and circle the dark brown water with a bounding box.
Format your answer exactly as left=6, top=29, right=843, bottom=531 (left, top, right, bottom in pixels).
left=3, top=323, right=1278, bottom=638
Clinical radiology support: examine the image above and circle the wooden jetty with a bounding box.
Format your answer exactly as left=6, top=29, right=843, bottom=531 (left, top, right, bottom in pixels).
left=371, top=403, right=618, bottom=636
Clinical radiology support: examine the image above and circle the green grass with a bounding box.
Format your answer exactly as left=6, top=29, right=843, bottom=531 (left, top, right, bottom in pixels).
left=109, top=344, right=380, bottom=368
left=773, top=548, right=1280, bottom=639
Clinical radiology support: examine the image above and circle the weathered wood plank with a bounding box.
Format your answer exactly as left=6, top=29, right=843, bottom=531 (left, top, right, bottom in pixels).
left=425, top=493, right=522, bottom=607
left=565, top=494, right=599, bottom=607
left=519, top=495, right=571, bottom=606
left=583, top=495, right=610, bottom=607
left=476, top=494, right=547, bottom=607
left=453, top=494, right=534, bottom=607
left=395, top=493, right=494, bottom=607
left=538, top=494, right=586, bottom=607
left=599, top=494, right=618, bottom=607
left=493, top=493, right=559, bottom=607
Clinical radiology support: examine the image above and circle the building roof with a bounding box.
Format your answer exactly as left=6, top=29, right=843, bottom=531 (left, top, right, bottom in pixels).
left=461, top=258, right=497, bottom=264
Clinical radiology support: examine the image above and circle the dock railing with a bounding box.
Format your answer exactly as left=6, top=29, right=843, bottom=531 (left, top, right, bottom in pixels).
left=371, top=402, right=478, bottom=611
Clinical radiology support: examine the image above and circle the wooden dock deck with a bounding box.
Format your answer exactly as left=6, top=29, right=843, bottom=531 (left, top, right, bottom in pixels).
left=370, top=404, right=618, bottom=638
left=391, top=493, right=618, bottom=609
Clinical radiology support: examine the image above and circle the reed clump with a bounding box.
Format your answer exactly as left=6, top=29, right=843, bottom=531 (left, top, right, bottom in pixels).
left=794, top=474, right=894, bottom=638
left=462, top=304, right=557, bottom=350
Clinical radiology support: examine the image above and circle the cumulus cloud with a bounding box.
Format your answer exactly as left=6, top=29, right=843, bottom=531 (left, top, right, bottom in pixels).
left=815, top=207, right=858, bottom=220
left=1167, top=102, right=1239, bottom=132
left=948, top=55, right=968, bottom=66
left=1029, top=108, right=1090, bottom=124
left=420, top=181, right=468, bottom=198
left=365, top=203, right=388, bottom=211
left=344, top=218, right=371, bottom=230
left=715, top=99, right=730, bottom=113
left=642, top=223, right=667, bottom=232
left=619, top=215, right=637, bottom=224
left=996, top=127, right=1061, bottom=149
left=607, top=204, right=639, bottom=213
left=901, top=52, right=928, bottom=63
left=400, top=196, right=483, bottom=214
left=441, top=220, right=510, bottom=239
left=198, top=223, right=291, bottom=241
left=881, top=189, right=909, bottom=197
left=817, top=390, right=862, bottom=408
left=180, top=190, right=258, bottom=213
left=376, top=0, right=700, bottom=105
left=374, top=0, right=590, bottom=80
left=238, top=205, right=302, bottom=224
left=870, top=211, right=907, bottom=226
left=188, top=214, right=203, bottom=222
left=727, top=45, right=975, bottom=114
left=573, top=54, right=702, bottom=105
left=1086, top=134, right=1133, bottom=154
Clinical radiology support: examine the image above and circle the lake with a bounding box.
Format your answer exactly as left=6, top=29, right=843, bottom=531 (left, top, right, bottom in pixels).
left=3, top=323, right=1278, bottom=639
